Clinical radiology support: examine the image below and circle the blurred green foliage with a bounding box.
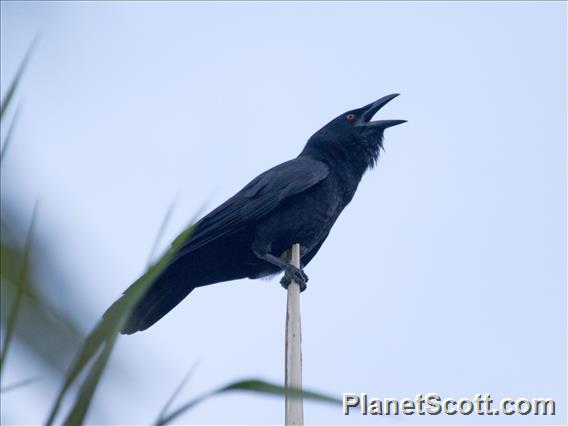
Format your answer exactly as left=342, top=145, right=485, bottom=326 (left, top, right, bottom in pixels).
left=1, top=40, right=340, bottom=425
left=1, top=39, right=85, bottom=390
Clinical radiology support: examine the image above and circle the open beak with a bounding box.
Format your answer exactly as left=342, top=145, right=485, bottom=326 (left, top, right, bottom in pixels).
left=357, top=93, right=407, bottom=129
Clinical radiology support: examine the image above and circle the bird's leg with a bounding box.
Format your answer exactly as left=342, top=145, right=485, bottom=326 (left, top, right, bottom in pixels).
left=254, top=251, right=308, bottom=292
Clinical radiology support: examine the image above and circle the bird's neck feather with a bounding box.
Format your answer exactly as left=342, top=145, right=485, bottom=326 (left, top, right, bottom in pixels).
left=299, top=136, right=380, bottom=200
left=300, top=135, right=380, bottom=178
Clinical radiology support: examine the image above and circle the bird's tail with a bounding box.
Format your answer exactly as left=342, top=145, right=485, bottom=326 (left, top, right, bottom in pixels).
left=109, top=238, right=251, bottom=334
left=118, top=257, right=197, bottom=335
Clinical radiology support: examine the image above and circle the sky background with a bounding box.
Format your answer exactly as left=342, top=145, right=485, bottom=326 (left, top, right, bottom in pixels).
left=1, top=1, right=566, bottom=425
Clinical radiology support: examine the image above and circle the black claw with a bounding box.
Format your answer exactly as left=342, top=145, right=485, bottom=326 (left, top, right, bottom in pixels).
left=280, top=266, right=308, bottom=292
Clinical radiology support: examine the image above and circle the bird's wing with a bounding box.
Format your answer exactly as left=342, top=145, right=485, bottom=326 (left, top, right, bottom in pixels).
left=176, top=157, right=329, bottom=256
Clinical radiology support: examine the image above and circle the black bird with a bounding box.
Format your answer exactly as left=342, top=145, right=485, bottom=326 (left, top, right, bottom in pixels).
left=119, top=94, right=405, bottom=334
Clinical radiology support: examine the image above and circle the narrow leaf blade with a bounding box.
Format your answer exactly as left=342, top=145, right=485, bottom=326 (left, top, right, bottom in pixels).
left=63, top=335, right=117, bottom=426
left=0, top=36, right=38, bottom=119
left=0, top=203, right=38, bottom=377
left=47, top=217, right=196, bottom=424
left=155, top=361, right=199, bottom=424
left=157, top=379, right=340, bottom=425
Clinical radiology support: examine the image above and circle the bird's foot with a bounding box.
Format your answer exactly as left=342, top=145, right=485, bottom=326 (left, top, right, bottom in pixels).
left=280, top=266, right=308, bottom=292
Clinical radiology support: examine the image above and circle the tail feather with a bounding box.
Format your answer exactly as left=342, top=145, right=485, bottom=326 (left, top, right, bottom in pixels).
left=121, top=258, right=195, bottom=334
left=117, top=237, right=252, bottom=334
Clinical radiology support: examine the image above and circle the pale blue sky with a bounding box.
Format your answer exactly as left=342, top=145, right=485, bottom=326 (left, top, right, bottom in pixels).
left=1, top=1, right=566, bottom=425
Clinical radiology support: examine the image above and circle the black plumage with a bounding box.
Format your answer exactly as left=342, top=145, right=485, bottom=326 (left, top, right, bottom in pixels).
left=119, top=94, right=405, bottom=334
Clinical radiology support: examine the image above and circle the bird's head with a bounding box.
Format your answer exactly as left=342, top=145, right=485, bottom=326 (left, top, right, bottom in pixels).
left=303, top=94, right=406, bottom=170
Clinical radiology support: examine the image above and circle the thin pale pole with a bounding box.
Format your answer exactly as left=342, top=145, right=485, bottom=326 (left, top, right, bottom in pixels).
left=285, top=243, right=304, bottom=426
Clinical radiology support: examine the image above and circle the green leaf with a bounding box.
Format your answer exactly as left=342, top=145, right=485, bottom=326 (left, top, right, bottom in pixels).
left=147, top=199, right=177, bottom=267
left=0, top=104, right=20, bottom=162
left=0, top=272, right=83, bottom=372
left=45, top=315, right=115, bottom=425
left=156, top=379, right=340, bottom=425
left=155, top=361, right=199, bottom=425
left=0, top=35, right=38, bottom=120
left=221, top=379, right=340, bottom=403
left=0, top=203, right=38, bottom=378
left=1, top=203, right=85, bottom=374
left=63, top=334, right=117, bottom=426
left=46, top=213, right=195, bottom=425
left=0, top=377, right=40, bottom=393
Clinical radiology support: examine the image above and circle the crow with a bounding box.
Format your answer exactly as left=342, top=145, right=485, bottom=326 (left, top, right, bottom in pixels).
left=119, top=94, right=405, bottom=334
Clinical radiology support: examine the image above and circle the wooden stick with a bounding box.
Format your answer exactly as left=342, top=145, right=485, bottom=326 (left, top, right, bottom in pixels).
left=285, top=243, right=304, bottom=426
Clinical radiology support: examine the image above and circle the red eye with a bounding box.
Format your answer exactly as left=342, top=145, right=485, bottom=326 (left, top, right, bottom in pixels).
left=346, top=114, right=355, bottom=120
